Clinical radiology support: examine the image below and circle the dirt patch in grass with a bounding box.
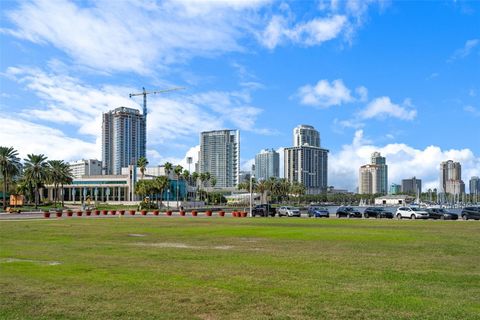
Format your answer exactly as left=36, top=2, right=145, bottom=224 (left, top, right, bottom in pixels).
left=0, top=257, right=61, bottom=266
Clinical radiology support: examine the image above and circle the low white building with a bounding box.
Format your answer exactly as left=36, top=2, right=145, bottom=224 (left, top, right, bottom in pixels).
left=374, top=195, right=414, bottom=206
left=69, top=159, right=102, bottom=179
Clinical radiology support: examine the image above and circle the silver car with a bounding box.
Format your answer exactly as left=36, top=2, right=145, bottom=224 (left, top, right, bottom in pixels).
left=278, top=206, right=301, bottom=217
left=395, top=207, right=429, bottom=219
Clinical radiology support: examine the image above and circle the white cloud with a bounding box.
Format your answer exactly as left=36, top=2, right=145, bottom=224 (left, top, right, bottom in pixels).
left=360, top=96, right=417, bottom=120
left=330, top=130, right=480, bottom=193
left=297, top=79, right=353, bottom=108
left=449, top=38, right=480, bottom=62
left=0, top=116, right=98, bottom=161
left=1, top=0, right=265, bottom=74
left=464, top=105, right=480, bottom=117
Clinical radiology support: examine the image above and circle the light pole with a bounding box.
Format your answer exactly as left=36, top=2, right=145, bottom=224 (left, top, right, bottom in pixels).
left=249, top=164, right=255, bottom=218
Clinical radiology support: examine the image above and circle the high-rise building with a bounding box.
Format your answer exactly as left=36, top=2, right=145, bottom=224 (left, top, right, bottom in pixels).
left=402, top=177, right=422, bottom=195
left=439, top=160, right=465, bottom=196
left=255, top=149, right=279, bottom=181
left=358, top=152, right=388, bottom=194
left=199, top=130, right=239, bottom=188
left=69, top=159, right=103, bottom=179
left=285, top=125, right=328, bottom=194
left=293, top=125, right=320, bottom=147
left=470, top=176, right=480, bottom=195
left=389, top=183, right=401, bottom=195
left=102, top=107, right=146, bottom=175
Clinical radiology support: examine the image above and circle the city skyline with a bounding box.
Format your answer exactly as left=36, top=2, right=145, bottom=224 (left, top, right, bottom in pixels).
left=1, top=1, right=479, bottom=192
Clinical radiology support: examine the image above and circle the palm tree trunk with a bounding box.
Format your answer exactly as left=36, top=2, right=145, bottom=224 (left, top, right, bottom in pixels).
left=61, top=183, right=65, bottom=207
left=2, top=170, right=7, bottom=210
left=34, top=186, right=39, bottom=209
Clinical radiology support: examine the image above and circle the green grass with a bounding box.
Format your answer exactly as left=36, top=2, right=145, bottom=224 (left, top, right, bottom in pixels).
left=0, top=218, right=479, bottom=319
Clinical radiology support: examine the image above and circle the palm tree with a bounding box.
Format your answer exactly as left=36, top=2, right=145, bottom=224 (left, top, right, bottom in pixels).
left=174, top=165, right=183, bottom=208
left=23, top=154, right=49, bottom=209
left=0, top=147, right=22, bottom=210
left=199, top=173, right=207, bottom=201
left=164, top=162, right=173, bottom=177
left=191, top=172, right=199, bottom=201
left=182, top=170, right=190, bottom=201
left=210, top=176, right=217, bottom=188
left=47, top=160, right=63, bottom=207
left=256, top=180, right=268, bottom=204
left=137, top=157, right=149, bottom=179
left=59, top=161, right=73, bottom=207
left=154, top=176, right=169, bottom=208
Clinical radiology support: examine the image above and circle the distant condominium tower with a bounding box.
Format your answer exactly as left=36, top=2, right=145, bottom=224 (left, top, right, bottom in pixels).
left=389, top=183, right=401, bottom=195
left=199, top=130, right=240, bottom=188
left=285, top=125, right=328, bottom=194
left=293, top=124, right=320, bottom=147
left=69, top=159, right=103, bottom=179
left=358, top=152, right=388, bottom=194
left=470, top=176, right=480, bottom=195
left=439, top=160, right=465, bottom=195
left=102, top=107, right=146, bottom=175
left=402, top=176, right=422, bottom=195
left=255, top=149, right=279, bottom=181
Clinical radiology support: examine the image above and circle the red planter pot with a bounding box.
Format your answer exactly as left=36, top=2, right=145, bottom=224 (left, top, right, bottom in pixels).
left=192, top=211, right=198, bottom=217
left=86, top=210, right=91, bottom=216
left=206, top=210, right=212, bottom=217
left=101, top=210, right=108, bottom=215
left=94, top=210, right=100, bottom=216
left=110, top=210, right=116, bottom=215
left=56, top=211, right=63, bottom=218
left=232, top=211, right=238, bottom=217
left=43, top=211, right=50, bottom=218
left=241, top=212, right=247, bottom=218
left=153, top=210, right=159, bottom=216
left=166, top=210, right=172, bottom=216
left=141, top=210, right=147, bottom=216
left=67, top=211, right=73, bottom=217
left=76, top=211, right=83, bottom=216
left=119, top=210, right=125, bottom=215
left=129, top=210, right=136, bottom=215
left=219, top=211, right=225, bottom=217
left=179, top=210, right=185, bottom=216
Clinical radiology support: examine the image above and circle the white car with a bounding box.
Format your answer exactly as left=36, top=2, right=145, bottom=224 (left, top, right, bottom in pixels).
left=395, top=207, right=429, bottom=220
left=278, top=206, right=301, bottom=217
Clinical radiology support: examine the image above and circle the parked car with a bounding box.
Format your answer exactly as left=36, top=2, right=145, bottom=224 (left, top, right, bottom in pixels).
left=336, top=206, right=362, bottom=218
left=425, top=208, right=458, bottom=220
left=395, top=207, right=429, bottom=219
left=363, top=207, right=393, bottom=219
left=461, top=206, right=480, bottom=220
left=251, top=204, right=276, bottom=217
left=308, top=206, right=329, bottom=218
left=277, top=206, right=301, bottom=217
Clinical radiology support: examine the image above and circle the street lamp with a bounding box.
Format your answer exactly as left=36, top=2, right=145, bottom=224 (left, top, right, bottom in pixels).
left=249, top=164, right=255, bottom=218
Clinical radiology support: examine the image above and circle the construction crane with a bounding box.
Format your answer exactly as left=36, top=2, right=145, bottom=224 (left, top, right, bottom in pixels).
left=129, top=87, right=185, bottom=118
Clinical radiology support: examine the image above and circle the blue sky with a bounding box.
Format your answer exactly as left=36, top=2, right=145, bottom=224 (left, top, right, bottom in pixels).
left=0, top=0, right=479, bottom=191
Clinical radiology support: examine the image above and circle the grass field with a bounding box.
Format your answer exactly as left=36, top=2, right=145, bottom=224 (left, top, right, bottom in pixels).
left=1, top=217, right=479, bottom=319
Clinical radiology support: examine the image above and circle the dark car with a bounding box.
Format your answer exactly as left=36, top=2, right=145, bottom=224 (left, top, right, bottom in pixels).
left=363, top=207, right=393, bottom=219
left=251, top=204, right=276, bottom=217
left=425, top=208, right=458, bottom=220
left=461, top=207, right=480, bottom=220
left=336, top=206, right=362, bottom=218
left=308, top=206, right=329, bottom=218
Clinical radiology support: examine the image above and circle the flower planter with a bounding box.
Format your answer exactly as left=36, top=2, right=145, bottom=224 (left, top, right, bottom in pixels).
left=67, top=210, right=73, bottom=217
left=76, top=210, right=83, bottom=216
left=94, top=210, right=100, bottom=216
left=192, top=210, right=198, bottom=217
left=86, top=210, right=91, bottom=216
left=110, top=210, right=116, bottom=215
left=166, top=210, right=172, bottom=216
left=56, top=211, right=63, bottom=218
left=141, top=210, right=147, bottom=216
left=153, top=210, right=159, bottom=216
left=43, top=211, right=50, bottom=218
left=232, top=211, right=238, bottom=217
left=102, top=210, right=108, bottom=215
left=129, top=210, right=136, bottom=215
left=119, top=210, right=125, bottom=215
left=241, top=212, right=247, bottom=218
left=206, top=210, right=212, bottom=217
left=219, top=211, right=225, bottom=217
left=179, top=210, right=185, bottom=216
